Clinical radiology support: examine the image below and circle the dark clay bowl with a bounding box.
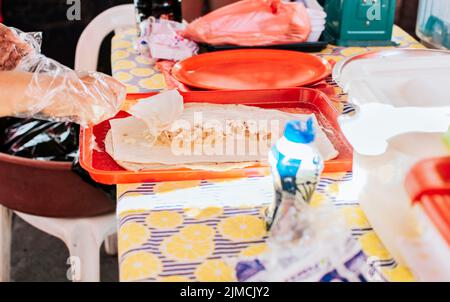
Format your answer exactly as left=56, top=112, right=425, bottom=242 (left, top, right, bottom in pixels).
left=0, top=152, right=114, bottom=218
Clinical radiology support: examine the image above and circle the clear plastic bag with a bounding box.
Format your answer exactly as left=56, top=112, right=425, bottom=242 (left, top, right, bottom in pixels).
left=234, top=204, right=382, bottom=282
left=184, top=0, right=311, bottom=46
left=1, top=23, right=126, bottom=127
left=0, top=23, right=41, bottom=71
left=17, top=55, right=126, bottom=126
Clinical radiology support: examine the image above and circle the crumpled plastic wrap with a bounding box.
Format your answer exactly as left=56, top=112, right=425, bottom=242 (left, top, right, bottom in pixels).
left=17, top=55, right=126, bottom=127
left=1, top=23, right=126, bottom=127
left=234, top=203, right=383, bottom=282
left=184, top=0, right=311, bottom=46
left=0, top=23, right=41, bottom=71
left=138, top=18, right=198, bottom=61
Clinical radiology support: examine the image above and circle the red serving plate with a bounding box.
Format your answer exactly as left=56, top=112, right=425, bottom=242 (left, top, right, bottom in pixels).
left=80, top=88, right=353, bottom=184
left=172, top=49, right=332, bottom=90
left=405, top=157, right=450, bottom=245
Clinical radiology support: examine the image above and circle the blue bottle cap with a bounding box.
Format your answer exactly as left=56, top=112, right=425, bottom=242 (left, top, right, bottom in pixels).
left=283, top=118, right=315, bottom=144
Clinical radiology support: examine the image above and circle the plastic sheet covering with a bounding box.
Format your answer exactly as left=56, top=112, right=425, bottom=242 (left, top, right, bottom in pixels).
left=0, top=23, right=41, bottom=71
left=184, top=0, right=311, bottom=46
left=1, top=23, right=126, bottom=127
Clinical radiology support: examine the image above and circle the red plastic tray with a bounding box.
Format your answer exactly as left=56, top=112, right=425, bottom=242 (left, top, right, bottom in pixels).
left=405, top=157, right=450, bottom=245
left=80, top=88, right=353, bottom=184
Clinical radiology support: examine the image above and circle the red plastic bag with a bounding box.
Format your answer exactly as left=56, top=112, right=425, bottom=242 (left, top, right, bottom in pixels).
left=184, top=0, right=311, bottom=46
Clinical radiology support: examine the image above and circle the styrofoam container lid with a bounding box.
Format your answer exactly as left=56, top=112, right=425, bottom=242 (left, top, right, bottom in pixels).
left=333, top=50, right=450, bottom=156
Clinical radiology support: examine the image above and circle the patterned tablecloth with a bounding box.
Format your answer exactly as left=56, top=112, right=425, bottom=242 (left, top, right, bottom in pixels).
left=112, top=26, right=424, bottom=282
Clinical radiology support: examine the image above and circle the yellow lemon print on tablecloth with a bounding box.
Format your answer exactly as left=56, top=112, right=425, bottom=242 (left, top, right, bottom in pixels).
left=112, top=32, right=125, bottom=40
left=310, top=192, right=328, bottom=208
left=131, top=68, right=155, bottom=77
left=136, top=55, right=153, bottom=65
left=113, top=71, right=133, bottom=83
left=319, top=46, right=335, bottom=55
left=333, top=101, right=345, bottom=114
left=359, top=232, right=391, bottom=260
left=126, top=84, right=141, bottom=94
left=160, top=276, right=192, bottom=282
left=116, top=183, right=141, bottom=198
left=185, top=207, right=223, bottom=220
left=196, top=207, right=223, bottom=219
left=367, top=46, right=388, bottom=54
left=381, top=266, right=414, bottom=282
left=123, top=28, right=138, bottom=36
left=161, top=234, right=214, bottom=261
left=146, top=211, right=183, bottom=229
left=195, top=259, right=236, bottom=282
left=114, top=60, right=137, bottom=71
left=119, top=209, right=149, bottom=220
left=409, top=43, right=426, bottom=49
left=118, top=222, right=150, bottom=254
left=340, top=47, right=367, bottom=58
left=341, top=207, right=371, bottom=229
left=155, top=180, right=202, bottom=193
left=240, top=243, right=269, bottom=257
left=139, top=74, right=167, bottom=90
left=218, top=215, right=266, bottom=242
left=326, top=182, right=340, bottom=195
left=120, top=251, right=162, bottom=282
left=179, top=224, right=216, bottom=241
left=321, top=55, right=345, bottom=64
left=111, top=50, right=130, bottom=61
left=112, top=39, right=133, bottom=49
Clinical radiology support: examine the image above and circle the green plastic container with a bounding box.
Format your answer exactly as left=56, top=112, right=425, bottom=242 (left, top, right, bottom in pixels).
left=323, top=0, right=397, bottom=46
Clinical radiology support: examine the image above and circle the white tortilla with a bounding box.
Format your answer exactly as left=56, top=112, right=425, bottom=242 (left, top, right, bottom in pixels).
left=107, top=93, right=338, bottom=170
left=109, top=118, right=337, bottom=164
left=128, top=90, right=184, bottom=133
left=105, top=131, right=259, bottom=172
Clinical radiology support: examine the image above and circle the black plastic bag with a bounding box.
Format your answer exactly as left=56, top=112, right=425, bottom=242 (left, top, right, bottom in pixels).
left=0, top=117, right=116, bottom=202
left=0, top=117, right=78, bottom=161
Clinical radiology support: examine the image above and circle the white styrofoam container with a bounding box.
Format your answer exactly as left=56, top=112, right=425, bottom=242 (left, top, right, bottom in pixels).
left=337, top=54, right=450, bottom=156
left=334, top=50, right=450, bottom=281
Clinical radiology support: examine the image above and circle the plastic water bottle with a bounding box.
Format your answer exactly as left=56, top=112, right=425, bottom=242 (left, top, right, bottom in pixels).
left=266, top=118, right=324, bottom=235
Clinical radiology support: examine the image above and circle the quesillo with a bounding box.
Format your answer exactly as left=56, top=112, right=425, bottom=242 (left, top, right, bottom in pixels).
left=105, top=90, right=338, bottom=171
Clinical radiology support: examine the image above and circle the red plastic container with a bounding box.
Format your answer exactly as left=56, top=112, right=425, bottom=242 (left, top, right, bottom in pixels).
left=405, top=157, right=450, bottom=245
left=80, top=88, right=353, bottom=184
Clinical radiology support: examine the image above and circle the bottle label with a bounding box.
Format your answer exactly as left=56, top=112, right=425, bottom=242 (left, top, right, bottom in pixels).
left=266, top=146, right=323, bottom=231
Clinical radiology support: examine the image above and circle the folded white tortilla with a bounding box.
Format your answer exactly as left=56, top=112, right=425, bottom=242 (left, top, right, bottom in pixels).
left=105, top=131, right=259, bottom=172
left=128, top=90, right=184, bottom=132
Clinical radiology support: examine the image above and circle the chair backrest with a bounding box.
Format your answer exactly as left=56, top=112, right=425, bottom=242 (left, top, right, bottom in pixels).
left=75, top=4, right=135, bottom=71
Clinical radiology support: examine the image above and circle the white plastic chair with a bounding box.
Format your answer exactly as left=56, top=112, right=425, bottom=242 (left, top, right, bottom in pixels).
left=0, top=208, right=116, bottom=282
left=0, top=4, right=136, bottom=282
left=75, top=4, right=135, bottom=71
